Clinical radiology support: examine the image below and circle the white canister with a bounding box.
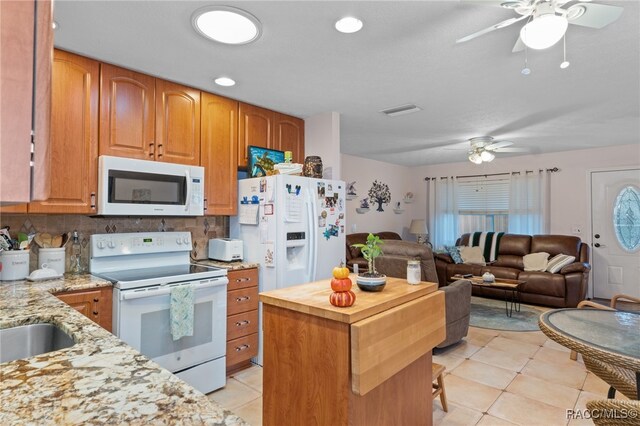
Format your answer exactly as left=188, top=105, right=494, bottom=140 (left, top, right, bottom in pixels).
left=407, top=260, right=421, bottom=285
left=0, top=250, right=30, bottom=281
left=39, top=247, right=66, bottom=276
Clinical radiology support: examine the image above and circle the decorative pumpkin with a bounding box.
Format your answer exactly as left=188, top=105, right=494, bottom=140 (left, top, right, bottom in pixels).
left=332, top=264, right=350, bottom=279
left=330, top=290, right=356, bottom=307
left=331, top=277, right=352, bottom=292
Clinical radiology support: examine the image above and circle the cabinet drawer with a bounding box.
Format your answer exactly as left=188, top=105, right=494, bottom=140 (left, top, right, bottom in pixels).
left=227, top=268, right=258, bottom=291
left=227, top=333, right=258, bottom=367
left=227, top=287, right=258, bottom=316
left=227, top=309, right=258, bottom=341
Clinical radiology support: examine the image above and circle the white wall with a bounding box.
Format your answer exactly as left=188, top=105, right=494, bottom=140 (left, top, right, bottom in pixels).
left=341, top=154, right=424, bottom=239
left=412, top=144, right=640, bottom=241
left=304, top=112, right=341, bottom=180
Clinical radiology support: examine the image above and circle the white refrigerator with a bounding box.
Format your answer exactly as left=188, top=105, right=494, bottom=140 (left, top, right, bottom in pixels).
left=230, top=174, right=346, bottom=365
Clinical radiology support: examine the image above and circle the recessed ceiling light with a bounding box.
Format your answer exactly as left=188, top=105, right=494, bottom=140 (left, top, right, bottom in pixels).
left=560, top=61, right=570, bottom=69
left=335, top=17, right=363, bottom=34
left=192, top=6, right=261, bottom=45
left=214, top=77, right=236, bottom=87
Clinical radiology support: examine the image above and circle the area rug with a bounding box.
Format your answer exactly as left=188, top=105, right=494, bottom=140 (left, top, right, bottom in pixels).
left=469, top=296, right=545, bottom=332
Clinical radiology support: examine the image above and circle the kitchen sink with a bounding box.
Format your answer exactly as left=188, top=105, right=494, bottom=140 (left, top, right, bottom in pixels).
left=0, top=323, right=76, bottom=363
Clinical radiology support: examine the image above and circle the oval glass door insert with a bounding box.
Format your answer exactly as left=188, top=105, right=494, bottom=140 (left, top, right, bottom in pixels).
left=613, top=185, right=640, bottom=252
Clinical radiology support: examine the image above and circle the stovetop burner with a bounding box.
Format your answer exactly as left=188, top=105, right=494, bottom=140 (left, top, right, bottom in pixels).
left=97, top=264, right=225, bottom=289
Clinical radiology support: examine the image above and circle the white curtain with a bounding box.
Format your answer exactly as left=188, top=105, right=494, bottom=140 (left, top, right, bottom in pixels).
left=508, top=170, right=550, bottom=235
left=429, top=177, right=459, bottom=250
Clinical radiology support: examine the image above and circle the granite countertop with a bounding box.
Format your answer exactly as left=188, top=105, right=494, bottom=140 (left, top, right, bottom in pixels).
left=0, top=274, right=247, bottom=425
left=197, top=259, right=260, bottom=271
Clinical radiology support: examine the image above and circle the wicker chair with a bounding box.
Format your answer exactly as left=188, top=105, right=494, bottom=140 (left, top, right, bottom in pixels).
left=569, top=294, right=640, bottom=400
left=585, top=399, right=640, bottom=426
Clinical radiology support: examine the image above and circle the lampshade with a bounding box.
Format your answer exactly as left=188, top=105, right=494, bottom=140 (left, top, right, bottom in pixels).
left=480, top=150, right=495, bottom=162
left=409, top=219, right=428, bottom=236
left=468, top=152, right=483, bottom=164
left=520, top=14, right=568, bottom=50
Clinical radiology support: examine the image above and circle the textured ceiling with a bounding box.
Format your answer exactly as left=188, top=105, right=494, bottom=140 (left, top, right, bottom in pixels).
left=53, top=0, right=640, bottom=166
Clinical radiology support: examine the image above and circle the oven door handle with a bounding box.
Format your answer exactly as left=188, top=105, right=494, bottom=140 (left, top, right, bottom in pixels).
left=120, top=278, right=227, bottom=300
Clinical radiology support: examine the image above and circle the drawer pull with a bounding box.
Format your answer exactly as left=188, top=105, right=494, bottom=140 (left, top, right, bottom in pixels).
left=235, top=296, right=251, bottom=302
left=235, top=320, right=250, bottom=327
left=93, top=298, right=99, bottom=302
left=235, top=277, right=251, bottom=283
left=235, top=344, right=250, bottom=352
left=93, top=311, right=99, bottom=315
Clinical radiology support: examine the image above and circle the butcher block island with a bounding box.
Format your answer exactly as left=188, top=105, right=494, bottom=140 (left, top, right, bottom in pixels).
left=260, top=276, right=445, bottom=426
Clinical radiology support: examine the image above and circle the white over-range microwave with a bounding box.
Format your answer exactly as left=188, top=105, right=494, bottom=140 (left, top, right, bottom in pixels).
left=98, top=156, right=204, bottom=216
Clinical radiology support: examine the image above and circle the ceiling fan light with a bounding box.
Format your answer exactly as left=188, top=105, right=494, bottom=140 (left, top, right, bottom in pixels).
left=520, top=14, right=568, bottom=50
left=480, top=150, right=495, bottom=162
left=469, top=152, right=483, bottom=164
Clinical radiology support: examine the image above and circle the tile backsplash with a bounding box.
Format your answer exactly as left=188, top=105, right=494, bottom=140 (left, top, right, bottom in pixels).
left=0, top=214, right=228, bottom=273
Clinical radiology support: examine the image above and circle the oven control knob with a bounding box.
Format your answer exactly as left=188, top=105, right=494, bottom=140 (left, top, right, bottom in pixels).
left=176, top=238, right=182, bottom=245
left=97, top=241, right=105, bottom=249
left=183, top=237, right=190, bottom=245
left=108, top=240, right=116, bottom=249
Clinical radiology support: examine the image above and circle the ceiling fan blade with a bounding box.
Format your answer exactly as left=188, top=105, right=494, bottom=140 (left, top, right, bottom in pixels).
left=456, top=15, right=528, bottom=43
left=485, top=140, right=514, bottom=150
left=512, top=36, right=525, bottom=53
left=443, top=142, right=472, bottom=150
left=494, top=147, right=528, bottom=152
left=567, top=3, right=623, bottom=29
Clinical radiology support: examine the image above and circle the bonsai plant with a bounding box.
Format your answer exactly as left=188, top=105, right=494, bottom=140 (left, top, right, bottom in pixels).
left=351, top=233, right=386, bottom=291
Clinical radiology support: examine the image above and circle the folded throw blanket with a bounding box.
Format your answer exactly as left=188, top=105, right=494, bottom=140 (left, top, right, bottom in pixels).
left=170, top=285, right=195, bottom=341
left=470, top=232, right=505, bottom=262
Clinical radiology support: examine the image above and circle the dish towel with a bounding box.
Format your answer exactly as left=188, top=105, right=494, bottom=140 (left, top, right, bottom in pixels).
left=170, top=285, right=195, bottom=341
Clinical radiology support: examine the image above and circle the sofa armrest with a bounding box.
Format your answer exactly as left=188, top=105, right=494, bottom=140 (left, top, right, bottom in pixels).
left=434, top=252, right=454, bottom=264
left=560, top=262, right=591, bottom=274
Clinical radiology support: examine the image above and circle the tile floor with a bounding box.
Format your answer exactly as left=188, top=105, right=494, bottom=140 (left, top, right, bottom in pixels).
left=208, top=326, right=622, bottom=425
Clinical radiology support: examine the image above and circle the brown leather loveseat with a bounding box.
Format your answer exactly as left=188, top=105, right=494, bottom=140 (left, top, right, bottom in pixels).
left=345, top=232, right=402, bottom=271
left=435, top=233, right=590, bottom=308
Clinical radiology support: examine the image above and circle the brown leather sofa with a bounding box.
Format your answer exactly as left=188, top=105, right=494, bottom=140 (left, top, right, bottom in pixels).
left=375, top=240, right=472, bottom=348
left=434, top=233, right=591, bottom=308
left=345, top=232, right=402, bottom=271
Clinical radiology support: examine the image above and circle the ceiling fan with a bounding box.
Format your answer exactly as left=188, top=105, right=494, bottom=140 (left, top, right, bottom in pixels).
left=458, top=136, right=524, bottom=164
left=456, top=0, right=624, bottom=52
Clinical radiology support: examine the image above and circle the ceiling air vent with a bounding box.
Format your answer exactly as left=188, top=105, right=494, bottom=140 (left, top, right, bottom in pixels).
left=380, top=104, right=422, bottom=117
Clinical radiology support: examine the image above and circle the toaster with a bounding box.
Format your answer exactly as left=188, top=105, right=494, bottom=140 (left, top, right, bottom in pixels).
left=208, top=238, right=243, bottom=262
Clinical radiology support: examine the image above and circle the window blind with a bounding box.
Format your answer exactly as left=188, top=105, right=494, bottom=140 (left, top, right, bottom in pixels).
left=457, top=179, right=509, bottom=213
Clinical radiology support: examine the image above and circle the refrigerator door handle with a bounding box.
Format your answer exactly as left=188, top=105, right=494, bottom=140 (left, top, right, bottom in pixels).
left=306, top=196, right=316, bottom=283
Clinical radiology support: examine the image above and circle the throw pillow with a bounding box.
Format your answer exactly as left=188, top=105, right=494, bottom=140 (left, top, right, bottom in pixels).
left=546, top=254, right=576, bottom=273
left=459, top=246, right=486, bottom=266
left=523, top=252, right=550, bottom=271
left=444, top=245, right=464, bottom=264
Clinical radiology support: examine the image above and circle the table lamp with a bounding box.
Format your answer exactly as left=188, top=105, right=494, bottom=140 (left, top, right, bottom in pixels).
left=409, top=219, right=428, bottom=244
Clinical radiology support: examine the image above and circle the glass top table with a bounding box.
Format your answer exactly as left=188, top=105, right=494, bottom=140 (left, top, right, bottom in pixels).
left=539, top=308, right=640, bottom=400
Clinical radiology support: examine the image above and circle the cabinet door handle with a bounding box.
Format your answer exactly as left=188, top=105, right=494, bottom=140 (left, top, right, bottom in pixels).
left=93, top=311, right=99, bottom=315
left=235, top=296, right=250, bottom=302
left=235, top=320, right=250, bottom=327
left=93, top=298, right=99, bottom=302
left=149, top=142, right=155, bottom=157
left=235, top=344, right=250, bottom=352
left=157, top=144, right=163, bottom=158
left=90, top=192, right=96, bottom=209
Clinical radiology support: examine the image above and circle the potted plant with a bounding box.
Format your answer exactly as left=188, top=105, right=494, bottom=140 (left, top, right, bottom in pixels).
left=351, top=233, right=387, bottom=291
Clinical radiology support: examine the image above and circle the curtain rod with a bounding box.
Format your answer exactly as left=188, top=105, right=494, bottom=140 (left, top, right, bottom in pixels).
left=424, top=167, right=559, bottom=181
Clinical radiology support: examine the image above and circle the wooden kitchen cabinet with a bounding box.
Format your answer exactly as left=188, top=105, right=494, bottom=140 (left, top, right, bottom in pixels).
left=237, top=102, right=275, bottom=168
left=99, top=64, right=155, bottom=160
left=201, top=93, right=238, bottom=215
left=0, top=0, right=52, bottom=204
left=273, top=112, right=305, bottom=164
left=155, top=80, right=201, bottom=165
left=29, top=50, right=98, bottom=214
left=55, top=287, right=113, bottom=332
left=226, top=268, right=259, bottom=374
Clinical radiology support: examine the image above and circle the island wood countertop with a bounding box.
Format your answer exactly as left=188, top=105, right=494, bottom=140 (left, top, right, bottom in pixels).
left=259, top=275, right=439, bottom=324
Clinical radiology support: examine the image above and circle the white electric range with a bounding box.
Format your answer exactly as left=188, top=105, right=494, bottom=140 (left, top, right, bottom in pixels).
left=90, top=231, right=228, bottom=394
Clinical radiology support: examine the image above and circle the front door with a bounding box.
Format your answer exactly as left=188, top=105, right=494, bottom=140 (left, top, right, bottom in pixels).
left=591, top=168, right=640, bottom=299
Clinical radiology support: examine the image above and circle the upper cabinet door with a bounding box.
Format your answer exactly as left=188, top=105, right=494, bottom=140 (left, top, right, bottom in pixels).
left=29, top=50, right=99, bottom=214
left=237, top=102, right=275, bottom=168
left=99, top=64, right=155, bottom=160
left=273, top=112, right=305, bottom=165
left=155, top=80, right=200, bottom=165
left=201, top=92, right=238, bottom=216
